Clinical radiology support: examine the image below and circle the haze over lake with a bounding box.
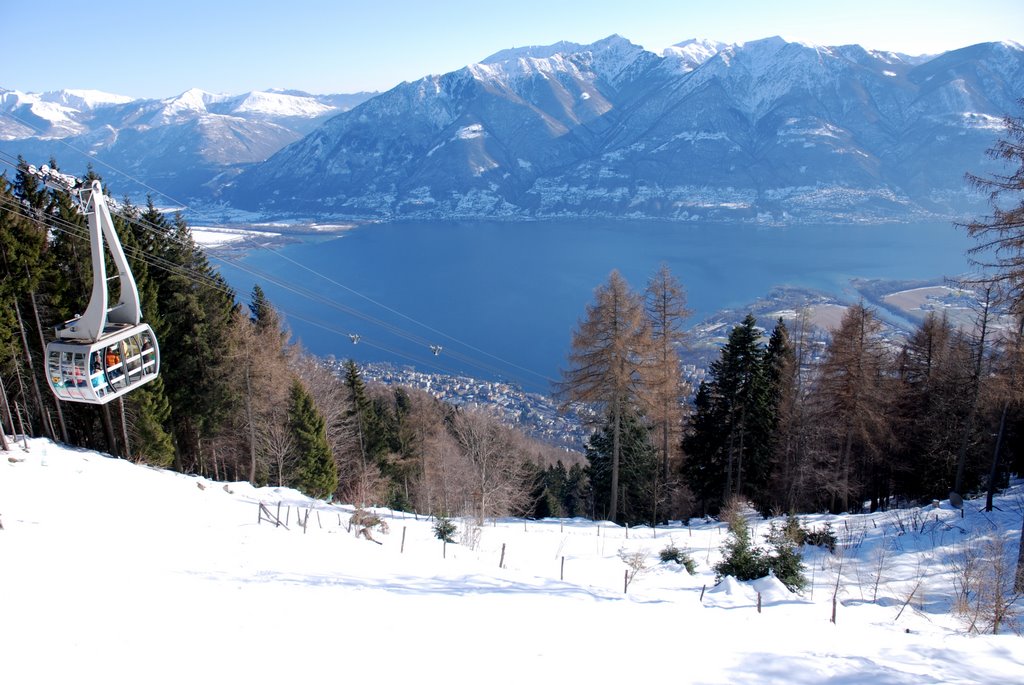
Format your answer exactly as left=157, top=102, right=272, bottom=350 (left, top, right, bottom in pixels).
left=219, top=220, right=974, bottom=394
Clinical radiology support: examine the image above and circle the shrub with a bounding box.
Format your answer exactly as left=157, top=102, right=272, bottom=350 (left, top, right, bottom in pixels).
left=659, top=542, right=697, bottom=574
left=714, top=516, right=808, bottom=592
left=803, top=523, right=837, bottom=553
left=765, top=522, right=809, bottom=592
left=714, top=515, right=769, bottom=582
left=432, top=516, right=457, bottom=543
left=781, top=514, right=837, bottom=553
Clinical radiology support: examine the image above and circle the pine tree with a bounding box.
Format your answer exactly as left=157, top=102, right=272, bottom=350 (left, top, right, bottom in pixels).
left=288, top=379, right=337, bottom=499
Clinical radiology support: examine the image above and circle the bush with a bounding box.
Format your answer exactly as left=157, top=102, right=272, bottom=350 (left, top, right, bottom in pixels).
left=781, top=514, right=837, bottom=553
left=803, top=523, right=837, bottom=553
left=659, top=542, right=697, bottom=574
left=432, top=516, right=457, bottom=543
left=765, top=522, right=809, bottom=592
left=714, top=516, right=769, bottom=582
left=714, top=516, right=808, bottom=592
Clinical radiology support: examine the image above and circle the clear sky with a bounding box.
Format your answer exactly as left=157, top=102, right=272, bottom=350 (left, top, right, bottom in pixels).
left=4, top=0, right=1022, bottom=99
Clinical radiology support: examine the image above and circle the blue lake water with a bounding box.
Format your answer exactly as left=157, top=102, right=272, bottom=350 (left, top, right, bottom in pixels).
left=218, top=220, right=974, bottom=394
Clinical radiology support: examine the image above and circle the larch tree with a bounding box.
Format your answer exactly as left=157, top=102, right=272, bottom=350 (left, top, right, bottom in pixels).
left=962, top=100, right=1024, bottom=311
left=642, top=264, right=691, bottom=517
left=812, top=304, right=893, bottom=513
left=556, top=270, right=652, bottom=523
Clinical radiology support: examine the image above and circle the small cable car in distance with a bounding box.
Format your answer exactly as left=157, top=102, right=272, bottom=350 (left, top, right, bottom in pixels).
left=33, top=166, right=161, bottom=405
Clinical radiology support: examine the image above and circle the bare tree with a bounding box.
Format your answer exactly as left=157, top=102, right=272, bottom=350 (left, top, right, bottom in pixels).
left=450, top=409, right=533, bottom=524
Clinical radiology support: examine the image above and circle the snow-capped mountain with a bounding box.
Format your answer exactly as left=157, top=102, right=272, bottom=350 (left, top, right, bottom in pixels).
left=225, top=36, right=1024, bottom=222
left=0, top=87, right=376, bottom=200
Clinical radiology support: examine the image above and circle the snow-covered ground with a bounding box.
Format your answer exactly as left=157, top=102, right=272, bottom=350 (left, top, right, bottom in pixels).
left=190, top=225, right=281, bottom=248
left=2, top=437, right=1021, bottom=684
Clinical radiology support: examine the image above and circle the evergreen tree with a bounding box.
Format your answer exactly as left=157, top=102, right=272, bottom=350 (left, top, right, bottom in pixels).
left=585, top=409, right=659, bottom=524
left=683, top=314, right=774, bottom=513
left=142, top=206, right=236, bottom=472
left=288, top=379, right=337, bottom=499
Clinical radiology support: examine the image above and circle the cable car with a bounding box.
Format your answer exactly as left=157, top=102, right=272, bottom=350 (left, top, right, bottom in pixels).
left=42, top=174, right=161, bottom=404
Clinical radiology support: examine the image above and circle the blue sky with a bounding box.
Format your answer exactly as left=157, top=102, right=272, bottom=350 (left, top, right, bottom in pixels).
left=5, top=0, right=1022, bottom=98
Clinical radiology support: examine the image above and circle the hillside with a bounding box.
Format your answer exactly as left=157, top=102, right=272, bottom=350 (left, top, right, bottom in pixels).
left=2, top=437, right=1022, bottom=683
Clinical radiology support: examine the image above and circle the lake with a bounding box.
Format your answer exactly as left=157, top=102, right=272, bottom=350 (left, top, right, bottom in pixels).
left=217, top=219, right=974, bottom=394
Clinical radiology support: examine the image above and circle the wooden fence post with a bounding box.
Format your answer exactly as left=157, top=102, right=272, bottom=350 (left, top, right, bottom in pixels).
left=401, top=526, right=407, bottom=554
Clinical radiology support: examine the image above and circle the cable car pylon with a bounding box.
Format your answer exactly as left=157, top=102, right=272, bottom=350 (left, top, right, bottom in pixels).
left=30, top=165, right=161, bottom=405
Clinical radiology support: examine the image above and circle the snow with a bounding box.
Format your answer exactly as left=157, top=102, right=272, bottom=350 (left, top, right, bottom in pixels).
left=2, top=437, right=1022, bottom=684
left=232, top=91, right=334, bottom=118
left=190, top=226, right=280, bottom=247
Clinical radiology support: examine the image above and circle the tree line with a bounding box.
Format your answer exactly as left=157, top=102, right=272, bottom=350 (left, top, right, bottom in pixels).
left=546, top=265, right=1021, bottom=524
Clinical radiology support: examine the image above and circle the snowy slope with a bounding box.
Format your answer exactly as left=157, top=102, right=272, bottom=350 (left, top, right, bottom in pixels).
left=2, top=437, right=1021, bottom=684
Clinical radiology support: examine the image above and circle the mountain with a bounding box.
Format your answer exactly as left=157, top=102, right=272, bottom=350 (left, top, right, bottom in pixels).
left=226, top=36, right=1024, bottom=222
left=0, top=87, right=376, bottom=201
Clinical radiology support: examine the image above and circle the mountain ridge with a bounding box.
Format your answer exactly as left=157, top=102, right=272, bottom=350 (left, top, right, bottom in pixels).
left=223, top=35, right=1023, bottom=222
left=3, top=35, right=1022, bottom=223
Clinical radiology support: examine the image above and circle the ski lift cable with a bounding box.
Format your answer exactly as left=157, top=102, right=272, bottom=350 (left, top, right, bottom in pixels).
left=0, top=137, right=557, bottom=386
left=0, top=152, right=499, bottom=360
left=0, top=149, right=556, bottom=385
left=0, top=191, right=509, bottom=380
left=0, top=196, right=475, bottom=378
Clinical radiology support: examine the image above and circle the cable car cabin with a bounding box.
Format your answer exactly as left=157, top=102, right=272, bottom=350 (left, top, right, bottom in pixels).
left=46, top=324, right=159, bottom=405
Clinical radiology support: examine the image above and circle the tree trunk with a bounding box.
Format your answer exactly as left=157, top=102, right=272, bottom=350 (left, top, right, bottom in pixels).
left=955, top=290, right=992, bottom=495
left=245, top=356, right=257, bottom=484
left=27, top=285, right=68, bottom=443
left=118, top=397, right=131, bottom=459
left=14, top=301, right=53, bottom=440
left=0, top=371, right=14, bottom=448
left=609, top=399, right=620, bottom=522
left=100, top=404, right=118, bottom=456
left=1015, top=513, right=1024, bottom=594
left=986, top=314, right=1022, bottom=511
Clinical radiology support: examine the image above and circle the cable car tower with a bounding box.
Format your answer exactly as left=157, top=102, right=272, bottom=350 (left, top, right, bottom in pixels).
left=30, top=165, right=161, bottom=405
